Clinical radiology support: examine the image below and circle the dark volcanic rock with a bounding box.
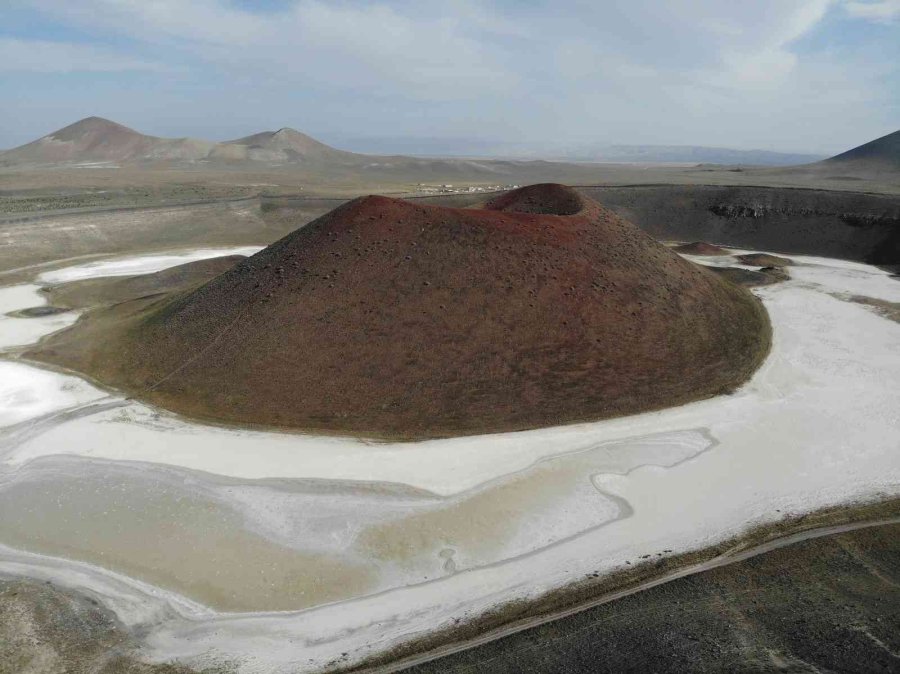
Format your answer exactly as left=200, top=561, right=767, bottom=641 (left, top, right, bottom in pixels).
left=6, top=305, right=69, bottom=318
left=736, top=253, right=795, bottom=267
left=709, top=266, right=789, bottom=287
left=672, top=241, right=731, bottom=256
left=574, top=185, right=900, bottom=266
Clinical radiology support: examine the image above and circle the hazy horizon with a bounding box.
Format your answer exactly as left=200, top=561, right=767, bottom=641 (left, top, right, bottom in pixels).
left=2, top=1, right=899, bottom=155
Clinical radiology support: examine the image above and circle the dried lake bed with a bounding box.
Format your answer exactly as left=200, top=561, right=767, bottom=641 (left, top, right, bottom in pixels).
left=0, top=246, right=898, bottom=672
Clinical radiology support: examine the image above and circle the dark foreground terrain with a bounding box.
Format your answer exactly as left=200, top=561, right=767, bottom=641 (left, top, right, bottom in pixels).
left=406, top=522, right=900, bottom=674
left=0, top=580, right=197, bottom=674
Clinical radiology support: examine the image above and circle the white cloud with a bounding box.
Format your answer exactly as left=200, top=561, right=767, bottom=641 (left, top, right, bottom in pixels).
left=24, top=0, right=838, bottom=92
left=699, top=0, right=832, bottom=90
left=8, top=0, right=898, bottom=153
left=30, top=0, right=272, bottom=45
left=844, top=0, right=900, bottom=22
left=31, top=0, right=516, bottom=97
left=0, top=37, right=166, bottom=73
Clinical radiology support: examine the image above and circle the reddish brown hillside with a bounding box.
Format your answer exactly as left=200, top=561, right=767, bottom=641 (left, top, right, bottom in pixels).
left=33, top=184, right=769, bottom=439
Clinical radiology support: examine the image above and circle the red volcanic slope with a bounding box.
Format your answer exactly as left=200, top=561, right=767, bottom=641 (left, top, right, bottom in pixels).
left=34, top=184, right=769, bottom=439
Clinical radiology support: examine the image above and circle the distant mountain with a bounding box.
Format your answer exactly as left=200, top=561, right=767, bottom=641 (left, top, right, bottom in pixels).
left=0, top=117, right=625, bottom=185
left=1, top=118, right=830, bottom=169
left=823, top=129, right=900, bottom=170
left=327, top=136, right=542, bottom=158
left=570, top=145, right=825, bottom=166
left=0, top=117, right=360, bottom=167
left=215, top=127, right=358, bottom=163
left=773, top=129, right=900, bottom=183
left=225, top=128, right=342, bottom=155
left=0, top=117, right=216, bottom=165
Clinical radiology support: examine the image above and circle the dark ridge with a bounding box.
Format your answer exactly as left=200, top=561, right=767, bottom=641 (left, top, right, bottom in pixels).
left=736, top=253, right=795, bottom=267
left=826, top=129, right=900, bottom=169
left=709, top=266, right=789, bottom=287
left=672, top=241, right=731, bottom=256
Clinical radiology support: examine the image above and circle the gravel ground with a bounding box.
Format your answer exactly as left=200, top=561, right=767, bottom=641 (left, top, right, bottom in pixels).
left=406, top=523, right=900, bottom=673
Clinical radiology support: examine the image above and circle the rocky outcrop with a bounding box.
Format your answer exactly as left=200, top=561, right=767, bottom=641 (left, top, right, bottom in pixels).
left=576, top=185, right=900, bottom=265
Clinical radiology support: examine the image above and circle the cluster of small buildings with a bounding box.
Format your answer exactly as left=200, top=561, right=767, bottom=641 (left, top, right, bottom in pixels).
left=414, top=183, right=520, bottom=194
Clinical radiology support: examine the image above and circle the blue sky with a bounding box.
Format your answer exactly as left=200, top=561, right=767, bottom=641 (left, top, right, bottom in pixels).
left=1, top=0, right=898, bottom=154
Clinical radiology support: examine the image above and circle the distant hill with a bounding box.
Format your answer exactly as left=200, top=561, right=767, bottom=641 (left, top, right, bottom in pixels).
left=772, top=129, right=900, bottom=182
left=0, top=117, right=216, bottom=166
left=0, top=117, right=679, bottom=186
left=305, top=138, right=825, bottom=165
left=218, top=128, right=356, bottom=163
left=0, top=116, right=361, bottom=167
left=0, top=117, right=828, bottom=169
left=0, top=118, right=574, bottom=183
left=571, top=145, right=825, bottom=166
left=823, top=129, right=900, bottom=170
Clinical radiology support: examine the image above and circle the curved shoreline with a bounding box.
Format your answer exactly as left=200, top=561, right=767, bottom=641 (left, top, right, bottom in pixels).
left=1, top=499, right=897, bottom=674
left=0, top=245, right=897, bottom=672
left=354, top=502, right=900, bottom=673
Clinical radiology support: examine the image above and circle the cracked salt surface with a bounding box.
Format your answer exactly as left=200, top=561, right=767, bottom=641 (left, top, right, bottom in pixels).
left=0, top=248, right=897, bottom=672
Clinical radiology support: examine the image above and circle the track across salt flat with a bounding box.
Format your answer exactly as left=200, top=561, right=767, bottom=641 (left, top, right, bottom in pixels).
left=0, top=246, right=897, bottom=672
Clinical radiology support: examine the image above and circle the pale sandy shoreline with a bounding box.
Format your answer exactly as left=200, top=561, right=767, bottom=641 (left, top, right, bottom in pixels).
left=0, top=245, right=898, bottom=672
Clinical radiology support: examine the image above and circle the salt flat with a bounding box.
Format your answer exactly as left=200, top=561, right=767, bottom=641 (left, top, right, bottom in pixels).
left=37, top=246, right=262, bottom=284
left=0, top=247, right=897, bottom=672
left=0, top=362, right=104, bottom=428
left=0, top=284, right=79, bottom=349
